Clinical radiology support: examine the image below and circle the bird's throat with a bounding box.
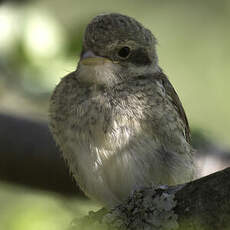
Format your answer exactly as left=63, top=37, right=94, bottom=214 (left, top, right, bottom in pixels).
left=77, top=61, right=119, bottom=87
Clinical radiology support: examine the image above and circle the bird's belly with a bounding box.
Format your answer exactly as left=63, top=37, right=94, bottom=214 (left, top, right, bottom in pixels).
left=63, top=120, right=165, bottom=206
left=59, top=103, right=193, bottom=206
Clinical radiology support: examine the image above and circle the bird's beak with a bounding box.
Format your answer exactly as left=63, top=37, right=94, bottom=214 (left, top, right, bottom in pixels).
left=80, top=50, right=112, bottom=65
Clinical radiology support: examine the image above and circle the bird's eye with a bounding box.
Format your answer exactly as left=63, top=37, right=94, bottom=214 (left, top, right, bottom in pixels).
left=118, top=46, right=131, bottom=59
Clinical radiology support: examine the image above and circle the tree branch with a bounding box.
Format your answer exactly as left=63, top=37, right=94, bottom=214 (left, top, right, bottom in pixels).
left=74, top=167, right=230, bottom=230
left=0, top=112, right=80, bottom=196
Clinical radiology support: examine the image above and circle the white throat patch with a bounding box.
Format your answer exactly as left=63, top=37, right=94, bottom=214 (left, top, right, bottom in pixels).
left=78, top=62, right=119, bottom=86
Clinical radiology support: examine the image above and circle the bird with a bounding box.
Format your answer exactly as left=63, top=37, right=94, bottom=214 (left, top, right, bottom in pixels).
left=49, top=13, right=196, bottom=207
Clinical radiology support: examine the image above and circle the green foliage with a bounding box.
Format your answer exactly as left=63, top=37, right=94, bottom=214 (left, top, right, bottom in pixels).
left=0, top=182, right=101, bottom=230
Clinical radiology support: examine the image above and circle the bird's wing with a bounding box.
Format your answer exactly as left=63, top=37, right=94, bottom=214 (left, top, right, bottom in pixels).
left=153, top=71, right=191, bottom=143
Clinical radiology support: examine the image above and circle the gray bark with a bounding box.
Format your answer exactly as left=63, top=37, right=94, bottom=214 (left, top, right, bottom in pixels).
left=74, top=167, right=230, bottom=230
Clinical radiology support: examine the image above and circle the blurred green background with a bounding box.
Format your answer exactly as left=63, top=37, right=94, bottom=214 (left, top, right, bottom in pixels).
left=0, top=0, right=230, bottom=229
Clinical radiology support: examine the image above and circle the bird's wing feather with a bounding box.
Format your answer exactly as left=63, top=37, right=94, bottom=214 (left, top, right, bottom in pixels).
left=151, top=71, right=191, bottom=143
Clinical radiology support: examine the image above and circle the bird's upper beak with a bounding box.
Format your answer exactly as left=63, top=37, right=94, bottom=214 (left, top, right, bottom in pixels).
left=80, top=50, right=112, bottom=65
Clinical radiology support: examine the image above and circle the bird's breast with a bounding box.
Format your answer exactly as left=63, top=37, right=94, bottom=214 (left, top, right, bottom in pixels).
left=71, top=93, right=144, bottom=152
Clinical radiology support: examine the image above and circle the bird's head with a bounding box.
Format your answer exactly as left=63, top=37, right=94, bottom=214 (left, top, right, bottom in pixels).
left=77, top=13, right=159, bottom=87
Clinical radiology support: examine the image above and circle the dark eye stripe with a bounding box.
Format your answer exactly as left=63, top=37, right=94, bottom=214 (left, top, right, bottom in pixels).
left=128, top=48, right=151, bottom=66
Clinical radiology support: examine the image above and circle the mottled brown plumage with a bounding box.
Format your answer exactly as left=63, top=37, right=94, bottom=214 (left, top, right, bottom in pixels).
left=49, top=13, right=196, bottom=207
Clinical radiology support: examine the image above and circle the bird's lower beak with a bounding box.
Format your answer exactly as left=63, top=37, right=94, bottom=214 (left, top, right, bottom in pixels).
left=80, top=50, right=112, bottom=65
